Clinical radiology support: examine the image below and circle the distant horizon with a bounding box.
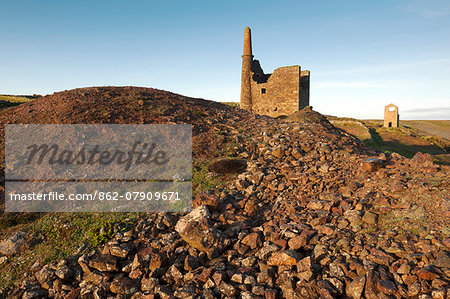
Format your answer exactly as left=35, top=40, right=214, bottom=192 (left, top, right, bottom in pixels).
left=1, top=86, right=448, bottom=121
left=1, top=0, right=449, bottom=120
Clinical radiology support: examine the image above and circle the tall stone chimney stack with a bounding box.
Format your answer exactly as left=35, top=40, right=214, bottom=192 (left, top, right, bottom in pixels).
left=240, top=27, right=253, bottom=111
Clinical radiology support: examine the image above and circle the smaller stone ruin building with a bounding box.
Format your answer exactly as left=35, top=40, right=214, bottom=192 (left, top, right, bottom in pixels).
left=240, top=27, right=310, bottom=117
left=384, top=104, right=399, bottom=128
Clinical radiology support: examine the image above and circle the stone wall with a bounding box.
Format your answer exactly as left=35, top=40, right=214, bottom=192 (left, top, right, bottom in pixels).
left=250, top=66, right=302, bottom=117
left=384, top=104, right=399, bottom=128
left=300, top=70, right=310, bottom=110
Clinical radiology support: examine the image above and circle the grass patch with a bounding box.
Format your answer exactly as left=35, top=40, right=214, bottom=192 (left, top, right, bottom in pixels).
left=192, top=160, right=234, bottom=197
left=0, top=94, right=40, bottom=110
left=222, top=102, right=239, bottom=108
left=0, top=212, right=139, bottom=291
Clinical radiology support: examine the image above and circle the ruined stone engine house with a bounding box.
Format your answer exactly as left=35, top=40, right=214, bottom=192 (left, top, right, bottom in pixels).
left=240, top=27, right=310, bottom=117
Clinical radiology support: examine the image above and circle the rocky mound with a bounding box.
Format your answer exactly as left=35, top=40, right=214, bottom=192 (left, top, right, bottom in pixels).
left=1, top=87, right=449, bottom=298
left=0, top=86, right=259, bottom=161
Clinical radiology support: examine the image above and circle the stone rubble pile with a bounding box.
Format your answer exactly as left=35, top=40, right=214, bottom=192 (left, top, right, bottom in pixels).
left=6, top=116, right=450, bottom=299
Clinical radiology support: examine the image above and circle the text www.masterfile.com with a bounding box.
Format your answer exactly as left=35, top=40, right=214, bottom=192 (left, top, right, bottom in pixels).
left=9, top=191, right=181, bottom=201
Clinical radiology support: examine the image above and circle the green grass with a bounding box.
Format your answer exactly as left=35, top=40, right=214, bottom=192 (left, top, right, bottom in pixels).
left=0, top=212, right=138, bottom=291
left=0, top=94, right=40, bottom=109
left=222, top=102, right=240, bottom=108
left=192, top=160, right=233, bottom=196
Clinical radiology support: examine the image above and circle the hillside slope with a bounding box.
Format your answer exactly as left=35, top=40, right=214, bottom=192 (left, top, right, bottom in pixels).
left=329, top=117, right=449, bottom=165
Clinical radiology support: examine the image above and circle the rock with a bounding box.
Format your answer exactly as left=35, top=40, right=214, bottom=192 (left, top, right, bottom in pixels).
left=184, top=255, right=199, bottom=271
left=288, top=234, right=307, bottom=250
left=21, top=288, right=48, bottom=299
left=362, top=158, right=384, bottom=172
left=297, top=256, right=314, bottom=281
left=155, top=285, right=174, bottom=298
left=257, top=269, right=274, bottom=286
left=131, top=248, right=152, bottom=270
left=110, top=277, right=139, bottom=294
left=319, top=164, right=329, bottom=173
left=368, top=248, right=394, bottom=266
left=231, top=273, right=244, bottom=283
left=0, top=231, right=25, bottom=256
left=166, top=265, right=183, bottom=284
left=102, top=244, right=130, bottom=258
left=297, top=256, right=313, bottom=272
left=271, top=147, right=285, bottom=159
left=433, top=253, right=450, bottom=268
left=219, top=281, right=237, bottom=296
left=397, top=263, right=411, bottom=274
left=149, top=252, right=167, bottom=272
left=175, top=206, right=222, bottom=257
left=346, top=275, right=366, bottom=299
left=417, top=267, right=439, bottom=280
left=141, top=277, right=158, bottom=292
left=65, top=288, right=80, bottom=299
left=412, top=152, right=434, bottom=167
left=193, top=193, right=219, bottom=211
left=407, top=281, right=422, bottom=297
left=88, top=255, right=118, bottom=272
left=35, top=265, right=56, bottom=286
left=256, top=244, right=280, bottom=260
left=0, top=256, right=7, bottom=265
left=307, top=199, right=325, bottom=210
left=377, top=279, right=397, bottom=295
left=267, top=250, right=301, bottom=266
left=55, top=264, right=73, bottom=281
left=362, top=211, right=378, bottom=225
left=431, top=288, right=447, bottom=299
left=313, top=244, right=328, bottom=261
left=344, top=210, right=363, bottom=226
left=317, top=280, right=338, bottom=298
left=241, top=232, right=262, bottom=249
left=365, top=270, right=381, bottom=299
left=292, top=147, right=303, bottom=159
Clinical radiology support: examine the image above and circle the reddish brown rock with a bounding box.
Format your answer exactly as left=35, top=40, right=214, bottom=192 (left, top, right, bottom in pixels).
left=193, top=193, right=220, bottom=211
left=411, top=152, right=434, bottom=168
left=369, top=248, right=394, bottom=266
left=110, top=277, right=139, bottom=294
left=288, top=234, right=307, bottom=250
left=376, top=279, right=397, bottom=295
left=241, top=232, right=262, bottom=249
left=89, top=255, right=118, bottom=272
left=362, top=158, right=384, bottom=172
left=149, top=253, right=167, bottom=272
left=346, top=275, right=366, bottom=299
left=175, top=206, right=222, bottom=257
left=417, top=267, right=439, bottom=281
left=267, top=250, right=302, bottom=266
left=364, top=270, right=381, bottom=299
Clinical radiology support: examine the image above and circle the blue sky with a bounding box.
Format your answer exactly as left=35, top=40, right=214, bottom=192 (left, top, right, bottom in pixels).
left=1, top=0, right=449, bottom=119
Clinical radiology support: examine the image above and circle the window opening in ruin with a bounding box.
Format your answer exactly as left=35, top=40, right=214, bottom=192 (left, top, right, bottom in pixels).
left=389, top=107, right=395, bottom=111
left=261, top=88, right=266, bottom=94
left=274, top=107, right=278, bottom=111
left=389, top=122, right=392, bottom=127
